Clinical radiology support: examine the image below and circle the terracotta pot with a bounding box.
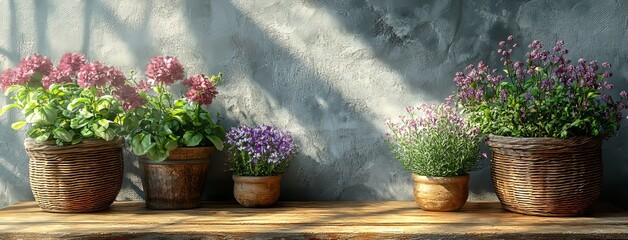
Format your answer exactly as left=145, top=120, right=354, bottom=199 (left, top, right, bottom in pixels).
left=140, top=147, right=214, bottom=209
left=25, top=138, right=124, bottom=213
left=412, top=173, right=469, bottom=211
left=232, top=175, right=281, bottom=208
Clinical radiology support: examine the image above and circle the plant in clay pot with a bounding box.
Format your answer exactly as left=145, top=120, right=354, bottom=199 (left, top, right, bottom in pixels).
left=0, top=53, right=139, bottom=212
left=121, top=56, right=225, bottom=209
left=454, top=35, right=628, bottom=216
left=226, top=125, right=298, bottom=208
left=386, top=99, right=482, bottom=211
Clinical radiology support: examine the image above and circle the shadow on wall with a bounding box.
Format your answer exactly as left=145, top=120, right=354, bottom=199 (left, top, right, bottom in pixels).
left=181, top=0, right=408, bottom=200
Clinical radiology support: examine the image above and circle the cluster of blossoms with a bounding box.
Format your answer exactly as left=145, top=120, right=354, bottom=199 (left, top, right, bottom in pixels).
left=145, top=56, right=185, bottom=86
left=386, top=99, right=482, bottom=177
left=182, top=74, right=220, bottom=106
left=455, top=36, right=628, bottom=138
left=226, top=125, right=297, bottom=165
left=0, top=53, right=144, bottom=110
left=0, top=54, right=53, bottom=90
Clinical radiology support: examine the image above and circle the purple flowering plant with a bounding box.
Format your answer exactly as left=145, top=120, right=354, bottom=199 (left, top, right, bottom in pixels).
left=455, top=36, right=628, bottom=138
left=121, top=56, right=225, bottom=161
left=226, top=125, right=298, bottom=176
left=0, top=53, right=139, bottom=145
left=386, top=99, right=482, bottom=177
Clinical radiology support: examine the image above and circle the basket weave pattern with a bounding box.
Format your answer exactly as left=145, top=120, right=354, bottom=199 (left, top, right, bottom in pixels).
left=24, top=138, right=124, bottom=213
left=487, top=135, right=602, bottom=217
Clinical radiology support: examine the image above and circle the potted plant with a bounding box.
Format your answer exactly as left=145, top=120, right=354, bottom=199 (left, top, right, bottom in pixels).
left=121, top=56, right=225, bottom=209
left=0, top=53, right=140, bottom=212
left=386, top=101, right=482, bottom=211
left=225, top=125, right=298, bottom=208
left=454, top=36, right=628, bottom=216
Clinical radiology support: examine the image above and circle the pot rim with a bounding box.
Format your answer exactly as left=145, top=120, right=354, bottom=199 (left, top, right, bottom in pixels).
left=412, top=173, right=469, bottom=183
left=232, top=175, right=282, bottom=182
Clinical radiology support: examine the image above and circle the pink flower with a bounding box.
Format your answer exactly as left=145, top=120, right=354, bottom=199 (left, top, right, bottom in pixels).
left=113, top=84, right=144, bottom=110
left=145, top=56, right=185, bottom=86
left=77, top=62, right=109, bottom=88
left=57, top=53, right=87, bottom=74
left=136, top=79, right=151, bottom=91
left=41, top=69, right=73, bottom=89
left=182, top=74, right=218, bottom=105
left=77, top=62, right=125, bottom=88
left=17, top=53, right=53, bottom=76
left=106, top=66, right=126, bottom=88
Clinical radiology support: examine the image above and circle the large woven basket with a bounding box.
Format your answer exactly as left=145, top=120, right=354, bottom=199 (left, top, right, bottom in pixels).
left=24, top=138, right=124, bottom=213
left=487, top=135, right=602, bottom=216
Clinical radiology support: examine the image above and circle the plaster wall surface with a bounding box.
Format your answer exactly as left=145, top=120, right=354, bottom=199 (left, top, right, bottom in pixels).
left=0, top=0, right=627, bottom=208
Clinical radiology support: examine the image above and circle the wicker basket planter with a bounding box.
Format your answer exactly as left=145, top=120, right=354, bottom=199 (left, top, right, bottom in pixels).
left=24, top=138, right=124, bottom=213
left=487, top=135, right=602, bottom=216
left=140, top=147, right=214, bottom=209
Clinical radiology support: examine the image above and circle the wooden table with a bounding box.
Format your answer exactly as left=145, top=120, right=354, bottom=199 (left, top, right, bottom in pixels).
left=0, top=201, right=627, bottom=239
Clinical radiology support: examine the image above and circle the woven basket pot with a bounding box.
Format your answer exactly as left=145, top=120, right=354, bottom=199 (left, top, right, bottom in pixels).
left=140, top=147, right=214, bottom=210
left=24, top=138, right=124, bottom=213
left=487, top=135, right=602, bottom=217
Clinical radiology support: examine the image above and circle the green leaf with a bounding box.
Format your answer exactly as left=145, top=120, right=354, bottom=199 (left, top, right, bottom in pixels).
left=4, top=85, right=22, bottom=96
left=53, top=128, right=74, bottom=142
left=68, top=98, right=90, bottom=111
left=10, top=121, right=26, bottom=130
left=146, top=149, right=168, bottom=162
left=98, top=119, right=110, bottom=129
left=131, top=133, right=145, bottom=155
left=100, top=128, right=116, bottom=141
left=80, top=128, right=94, bottom=138
left=35, top=132, right=50, bottom=143
left=207, top=135, right=224, bottom=151
left=141, top=133, right=156, bottom=153
left=183, top=131, right=203, bottom=146
left=0, top=103, right=19, bottom=116
left=70, top=117, right=90, bottom=129
left=165, top=139, right=178, bottom=151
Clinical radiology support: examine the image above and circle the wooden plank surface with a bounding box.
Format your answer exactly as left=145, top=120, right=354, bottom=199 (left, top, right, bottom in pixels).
left=0, top=201, right=627, bottom=239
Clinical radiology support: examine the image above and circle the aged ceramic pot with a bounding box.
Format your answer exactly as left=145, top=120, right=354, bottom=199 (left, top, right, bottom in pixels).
left=140, top=147, right=214, bottom=209
left=232, top=175, right=281, bottom=208
left=412, top=173, right=469, bottom=211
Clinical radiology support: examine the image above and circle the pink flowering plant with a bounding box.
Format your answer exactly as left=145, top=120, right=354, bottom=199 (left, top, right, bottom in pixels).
left=455, top=36, right=628, bottom=138
left=386, top=100, right=481, bottom=177
left=225, top=125, right=298, bottom=176
left=0, top=53, right=139, bottom=145
left=121, top=56, right=225, bottom=161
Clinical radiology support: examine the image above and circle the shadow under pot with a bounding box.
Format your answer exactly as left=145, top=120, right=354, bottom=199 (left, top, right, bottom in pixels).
left=412, top=173, right=469, bottom=212
left=140, top=147, right=214, bottom=210
left=232, top=175, right=281, bottom=208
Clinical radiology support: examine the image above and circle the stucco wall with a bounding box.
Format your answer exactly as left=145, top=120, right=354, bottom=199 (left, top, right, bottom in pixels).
left=1, top=0, right=627, bottom=208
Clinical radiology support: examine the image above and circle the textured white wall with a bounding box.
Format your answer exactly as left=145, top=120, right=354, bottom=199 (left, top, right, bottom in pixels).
left=1, top=0, right=627, bottom=208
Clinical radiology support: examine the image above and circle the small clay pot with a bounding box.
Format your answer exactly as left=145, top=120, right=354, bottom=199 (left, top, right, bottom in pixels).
left=232, top=175, right=281, bottom=208
left=412, top=173, right=469, bottom=211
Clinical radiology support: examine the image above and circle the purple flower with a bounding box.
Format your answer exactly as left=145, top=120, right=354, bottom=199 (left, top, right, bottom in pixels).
left=226, top=125, right=298, bottom=166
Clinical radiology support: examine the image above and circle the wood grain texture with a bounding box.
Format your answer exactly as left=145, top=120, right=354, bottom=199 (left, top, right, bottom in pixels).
left=232, top=175, right=281, bottom=207
left=412, top=174, right=469, bottom=211
left=0, top=201, right=626, bottom=239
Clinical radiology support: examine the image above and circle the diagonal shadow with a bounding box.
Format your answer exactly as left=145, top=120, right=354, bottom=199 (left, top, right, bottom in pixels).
left=181, top=0, right=408, bottom=201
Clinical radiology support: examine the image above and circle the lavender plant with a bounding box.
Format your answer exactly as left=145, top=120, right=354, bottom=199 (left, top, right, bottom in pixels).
left=226, top=125, right=298, bottom=176
left=455, top=36, right=628, bottom=138
left=386, top=101, right=482, bottom=177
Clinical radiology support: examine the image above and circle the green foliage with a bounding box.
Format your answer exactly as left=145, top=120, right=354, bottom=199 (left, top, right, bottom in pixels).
left=121, top=83, right=225, bottom=162
left=387, top=104, right=481, bottom=177
left=1, top=83, right=124, bottom=145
